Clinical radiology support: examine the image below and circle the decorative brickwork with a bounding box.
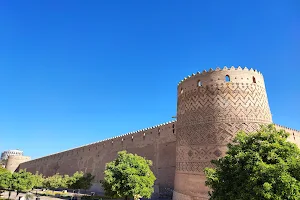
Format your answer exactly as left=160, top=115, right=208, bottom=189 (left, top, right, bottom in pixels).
left=174, top=67, right=273, bottom=200
left=177, top=84, right=272, bottom=125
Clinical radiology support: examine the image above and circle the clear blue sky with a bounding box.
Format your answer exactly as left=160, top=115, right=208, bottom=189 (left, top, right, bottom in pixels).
left=0, top=1, right=299, bottom=159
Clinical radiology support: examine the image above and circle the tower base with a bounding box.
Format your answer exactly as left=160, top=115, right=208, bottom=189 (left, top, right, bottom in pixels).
left=173, top=172, right=209, bottom=200
left=173, top=190, right=209, bottom=200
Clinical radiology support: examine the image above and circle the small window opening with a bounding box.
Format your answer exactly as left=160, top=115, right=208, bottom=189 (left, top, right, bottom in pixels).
left=225, top=75, right=230, bottom=82
left=197, top=80, right=202, bottom=87
left=180, top=88, right=183, bottom=94
left=252, top=76, right=256, bottom=83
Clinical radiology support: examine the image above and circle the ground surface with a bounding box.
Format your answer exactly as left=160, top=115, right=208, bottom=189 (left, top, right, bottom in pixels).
left=1, top=190, right=171, bottom=200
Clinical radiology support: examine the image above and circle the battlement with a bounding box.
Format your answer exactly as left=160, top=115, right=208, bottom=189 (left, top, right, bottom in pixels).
left=275, top=124, right=300, bottom=134
left=178, top=66, right=263, bottom=86
left=177, top=66, right=266, bottom=95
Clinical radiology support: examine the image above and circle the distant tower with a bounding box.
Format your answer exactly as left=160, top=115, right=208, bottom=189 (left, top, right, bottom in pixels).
left=173, top=67, right=273, bottom=199
left=6, top=155, right=31, bottom=172
left=1, top=149, right=23, bottom=160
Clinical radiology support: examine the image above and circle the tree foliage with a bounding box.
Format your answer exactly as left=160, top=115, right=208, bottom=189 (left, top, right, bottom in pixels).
left=32, top=171, right=45, bottom=188
left=76, top=173, right=94, bottom=191
left=0, top=168, right=93, bottom=192
left=102, top=150, right=156, bottom=200
left=0, top=167, right=12, bottom=190
left=61, top=174, right=71, bottom=189
left=11, top=169, right=35, bottom=192
left=204, top=124, right=300, bottom=200
left=42, top=171, right=93, bottom=191
left=44, top=173, right=64, bottom=190
left=68, top=171, right=84, bottom=189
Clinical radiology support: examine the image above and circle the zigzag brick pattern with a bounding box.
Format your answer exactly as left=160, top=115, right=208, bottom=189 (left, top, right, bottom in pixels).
left=173, top=67, right=273, bottom=200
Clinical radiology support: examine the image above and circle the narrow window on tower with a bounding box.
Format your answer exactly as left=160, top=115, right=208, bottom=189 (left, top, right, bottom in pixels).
left=252, top=76, right=256, bottom=83
left=225, top=75, right=230, bottom=82
left=197, top=80, right=202, bottom=87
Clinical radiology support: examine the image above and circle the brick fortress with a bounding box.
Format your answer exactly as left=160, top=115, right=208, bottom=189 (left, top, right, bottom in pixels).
left=7, top=66, right=300, bottom=200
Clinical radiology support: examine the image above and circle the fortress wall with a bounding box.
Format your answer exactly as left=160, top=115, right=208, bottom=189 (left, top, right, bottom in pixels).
left=275, top=124, right=300, bottom=146
left=19, top=121, right=176, bottom=195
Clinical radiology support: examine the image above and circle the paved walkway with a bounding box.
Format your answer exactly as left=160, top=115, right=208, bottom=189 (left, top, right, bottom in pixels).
left=1, top=191, right=64, bottom=200
left=1, top=191, right=171, bottom=200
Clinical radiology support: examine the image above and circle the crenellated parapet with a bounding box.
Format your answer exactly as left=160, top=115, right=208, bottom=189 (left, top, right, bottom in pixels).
left=275, top=124, right=300, bottom=133
left=177, top=66, right=265, bottom=95
left=178, top=66, right=263, bottom=84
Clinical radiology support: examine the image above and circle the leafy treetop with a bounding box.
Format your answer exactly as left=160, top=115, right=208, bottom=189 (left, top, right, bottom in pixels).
left=102, top=150, right=156, bottom=200
left=69, top=171, right=94, bottom=191
left=11, top=169, right=35, bottom=192
left=44, top=173, right=64, bottom=190
left=205, top=124, right=300, bottom=200
left=0, top=167, right=12, bottom=190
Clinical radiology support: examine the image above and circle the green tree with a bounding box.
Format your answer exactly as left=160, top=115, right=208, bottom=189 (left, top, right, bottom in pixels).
left=68, top=172, right=94, bottom=193
left=102, top=150, right=156, bottom=200
left=61, top=174, right=71, bottom=189
left=43, top=173, right=63, bottom=190
left=78, top=173, right=94, bottom=192
left=0, top=167, right=12, bottom=190
left=68, top=171, right=84, bottom=189
left=11, top=169, right=35, bottom=192
left=204, top=124, right=300, bottom=200
left=32, top=171, right=44, bottom=189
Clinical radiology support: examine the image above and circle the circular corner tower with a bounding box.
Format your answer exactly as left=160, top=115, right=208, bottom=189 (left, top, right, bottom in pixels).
left=6, top=155, right=31, bottom=172
left=173, top=66, right=273, bottom=200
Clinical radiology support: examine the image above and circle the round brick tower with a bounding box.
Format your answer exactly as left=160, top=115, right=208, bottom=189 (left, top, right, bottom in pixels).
left=173, top=66, right=273, bottom=200
left=6, top=155, right=31, bottom=172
